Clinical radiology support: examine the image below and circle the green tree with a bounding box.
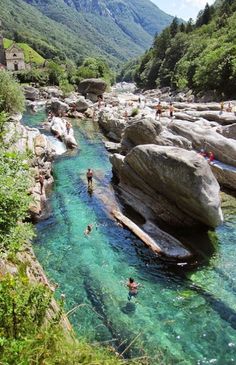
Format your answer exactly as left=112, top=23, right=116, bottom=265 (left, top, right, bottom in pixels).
left=76, top=57, right=114, bottom=85
left=47, top=61, right=65, bottom=85
left=0, top=71, right=25, bottom=114
left=170, top=17, right=179, bottom=37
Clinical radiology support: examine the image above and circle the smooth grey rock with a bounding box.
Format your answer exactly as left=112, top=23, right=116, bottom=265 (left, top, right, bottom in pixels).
left=98, top=110, right=128, bottom=142
left=121, top=117, right=162, bottom=152
left=49, top=98, right=69, bottom=116
left=121, top=117, right=191, bottom=153
left=217, top=123, right=236, bottom=140
left=111, top=145, right=223, bottom=228
left=76, top=96, right=90, bottom=112
left=23, top=86, right=40, bottom=101
left=41, top=86, right=63, bottom=98
left=187, top=111, right=236, bottom=125
left=104, top=141, right=121, bottom=153
left=210, top=162, right=236, bottom=191
left=169, top=120, right=236, bottom=167
left=50, top=117, right=77, bottom=149
left=78, top=78, right=107, bottom=96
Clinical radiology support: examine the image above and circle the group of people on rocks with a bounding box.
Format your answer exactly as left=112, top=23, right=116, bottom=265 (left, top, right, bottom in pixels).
left=154, top=102, right=174, bottom=121
left=199, top=149, right=215, bottom=164
left=220, top=101, right=236, bottom=114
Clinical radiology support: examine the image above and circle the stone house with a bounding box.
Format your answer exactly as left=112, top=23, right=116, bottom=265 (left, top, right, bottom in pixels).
left=5, top=43, right=26, bottom=71
left=0, top=34, right=26, bottom=71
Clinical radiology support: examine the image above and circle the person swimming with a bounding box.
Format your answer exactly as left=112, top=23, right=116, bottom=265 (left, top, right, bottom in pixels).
left=127, top=277, right=139, bottom=301
left=84, top=224, right=93, bottom=235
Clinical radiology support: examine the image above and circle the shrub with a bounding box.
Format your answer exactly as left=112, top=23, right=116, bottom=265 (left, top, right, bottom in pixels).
left=131, top=108, right=139, bottom=117
left=0, top=71, right=25, bottom=114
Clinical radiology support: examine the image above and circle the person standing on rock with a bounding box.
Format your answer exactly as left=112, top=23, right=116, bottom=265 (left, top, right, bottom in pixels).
left=66, top=120, right=72, bottom=135
left=169, top=103, right=174, bottom=120
left=155, top=102, right=162, bottom=121
left=39, top=173, right=45, bottom=195
left=220, top=101, right=224, bottom=114
left=87, top=168, right=93, bottom=188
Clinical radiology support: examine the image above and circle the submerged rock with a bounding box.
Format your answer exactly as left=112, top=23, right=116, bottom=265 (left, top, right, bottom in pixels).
left=111, top=145, right=223, bottom=228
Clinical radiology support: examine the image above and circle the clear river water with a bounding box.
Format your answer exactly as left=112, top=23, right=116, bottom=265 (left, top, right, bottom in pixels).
left=23, top=110, right=236, bottom=365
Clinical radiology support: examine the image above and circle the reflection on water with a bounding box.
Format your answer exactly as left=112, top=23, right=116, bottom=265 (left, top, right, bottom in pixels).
left=24, top=112, right=236, bottom=364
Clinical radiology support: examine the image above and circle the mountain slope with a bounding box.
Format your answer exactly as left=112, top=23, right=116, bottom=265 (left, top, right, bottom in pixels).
left=131, top=0, right=236, bottom=98
left=1, top=0, right=173, bottom=66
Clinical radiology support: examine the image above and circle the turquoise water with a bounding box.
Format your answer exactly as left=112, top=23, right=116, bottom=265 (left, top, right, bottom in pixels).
left=23, top=111, right=236, bottom=365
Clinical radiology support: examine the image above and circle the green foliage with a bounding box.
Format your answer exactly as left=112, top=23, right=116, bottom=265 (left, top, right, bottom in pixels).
left=0, top=71, right=25, bottom=114
left=0, top=143, right=34, bottom=253
left=47, top=61, right=65, bottom=86
left=16, top=68, right=49, bottom=86
left=59, top=79, right=75, bottom=97
left=131, top=108, right=139, bottom=117
left=0, top=273, right=139, bottom=365
left=133, top=0, right=236, bottom=97
left=77, top=58, right=115, bottom=86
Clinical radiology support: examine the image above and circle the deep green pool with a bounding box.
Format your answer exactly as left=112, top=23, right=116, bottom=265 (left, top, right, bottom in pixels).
left=23, top=110, right=236, bottom=365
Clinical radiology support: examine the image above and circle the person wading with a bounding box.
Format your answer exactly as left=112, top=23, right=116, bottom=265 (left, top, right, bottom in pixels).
left=86, top=168, right=93, bottom=188
left=127, top=278, right=139, bottom=301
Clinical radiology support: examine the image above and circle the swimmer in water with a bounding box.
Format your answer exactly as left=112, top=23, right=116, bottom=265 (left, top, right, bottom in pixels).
left=84, top=224, right=93, bottom=235
left=127, top=277, right=139, bottom=301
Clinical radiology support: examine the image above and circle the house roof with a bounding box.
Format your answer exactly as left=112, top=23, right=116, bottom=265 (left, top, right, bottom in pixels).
left=5, top=43, right=23, bottom=54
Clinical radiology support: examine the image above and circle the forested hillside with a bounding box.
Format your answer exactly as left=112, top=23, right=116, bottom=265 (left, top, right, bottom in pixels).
left=1, top=0, right=173, bottom=66
left=123, top=0, right=236, bottom=98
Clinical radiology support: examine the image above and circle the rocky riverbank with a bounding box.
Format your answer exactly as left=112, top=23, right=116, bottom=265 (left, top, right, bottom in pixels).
left=95, top=83, right=236, bottom=256
left=21, top=81, right=236, bottom=259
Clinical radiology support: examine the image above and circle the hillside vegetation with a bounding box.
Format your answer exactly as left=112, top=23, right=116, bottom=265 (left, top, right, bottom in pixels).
left=3, top=39, right=45, bottom=65
left=1, top=0, right=173, bottom=66
left=123, top=0, right=236, bottom=98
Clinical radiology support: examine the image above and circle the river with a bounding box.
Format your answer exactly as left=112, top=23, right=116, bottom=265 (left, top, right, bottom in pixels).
left=23, top=109, right=236, bottom=365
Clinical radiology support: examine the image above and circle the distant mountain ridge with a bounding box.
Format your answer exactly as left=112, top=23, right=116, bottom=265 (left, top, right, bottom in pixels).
left=1, top=0, right=174, bottom=65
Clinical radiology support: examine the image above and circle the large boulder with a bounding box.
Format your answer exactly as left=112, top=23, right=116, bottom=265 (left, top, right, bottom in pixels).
left=211, top=163, right=236, bottom=191
left=40, top=86, right=63, bottom=99
left=50, top=117, right=77, bottom=149
left=98, top=110, right=128, bottom=142
left=111, top=145, right=223, bottom=228
left=48, top=98, right=69, bottom=116
left=121, top=117, right=162, bottom=151
left=186, top=111, right=236, bottom=125
left=121, top=117, right=191, bottom=153
left=23, top=86, right=40, bottom=101
left=76, top=96, right=90, bottom=112
left=78, top=78, right=107, bottom=96
left=169, top=120, right=236, bottom=167
left=217, top=123, right=236, bottom=140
